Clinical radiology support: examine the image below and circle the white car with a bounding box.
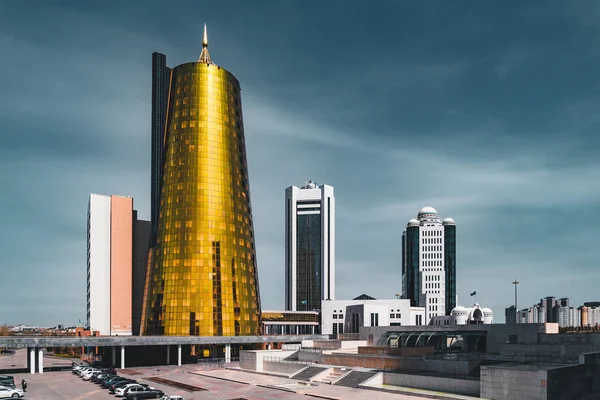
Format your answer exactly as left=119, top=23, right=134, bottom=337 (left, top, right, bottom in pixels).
left=115, top=383, right=144, bottom=397
left=72, top=365, right=87, bottom=374
left=160, top=396, right=185, bottom=400
left=119, top=384, right=155, bottom=397
left=75, top=366, right=93, bottom=375
left=81, top=369, right=101, bottom=380
left=0, top=385, right=24, bottom=398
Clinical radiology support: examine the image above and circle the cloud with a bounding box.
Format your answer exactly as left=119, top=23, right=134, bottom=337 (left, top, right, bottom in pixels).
left=2, top=1, right=600, bottom=326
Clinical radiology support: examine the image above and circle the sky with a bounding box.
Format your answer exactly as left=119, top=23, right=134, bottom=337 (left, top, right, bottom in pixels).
left=1, top=1, right=600, bottom=326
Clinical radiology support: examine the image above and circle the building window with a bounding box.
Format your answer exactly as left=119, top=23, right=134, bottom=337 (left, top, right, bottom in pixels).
left=396, top=313, right=401, bottom=318
left=333, top=314, right=337, bottom=319
left=390, top=314, right=394, bottom=319
left=370, top=313, right=379, bottom=327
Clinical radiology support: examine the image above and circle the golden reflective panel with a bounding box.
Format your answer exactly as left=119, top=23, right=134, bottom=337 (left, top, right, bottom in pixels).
left=141, top=62, right=261, bottom=336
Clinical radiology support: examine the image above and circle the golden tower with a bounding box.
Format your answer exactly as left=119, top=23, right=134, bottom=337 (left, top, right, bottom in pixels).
left=142, top=25, right=261, bottom=336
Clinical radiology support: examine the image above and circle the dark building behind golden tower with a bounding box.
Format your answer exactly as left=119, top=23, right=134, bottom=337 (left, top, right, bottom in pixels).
left=141, top=30, right=261, bottom=336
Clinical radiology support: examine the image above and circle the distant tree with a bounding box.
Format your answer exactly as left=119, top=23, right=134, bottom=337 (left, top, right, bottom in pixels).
left=0, top=325, right=10, bottom=336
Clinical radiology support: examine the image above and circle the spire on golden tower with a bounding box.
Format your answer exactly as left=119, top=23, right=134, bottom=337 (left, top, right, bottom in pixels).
left=198, top=22, right=212, bottom=64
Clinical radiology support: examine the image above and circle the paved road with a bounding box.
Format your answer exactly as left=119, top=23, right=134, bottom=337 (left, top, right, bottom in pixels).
left=5, top=365, right=456, bottom=400
left=9, top=366, right=308, bottom=399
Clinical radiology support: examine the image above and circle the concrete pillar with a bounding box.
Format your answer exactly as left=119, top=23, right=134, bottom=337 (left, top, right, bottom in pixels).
left=38, top=348, right=43, bottom=374
left=29, top=348, right=35, bottom=375
left=267, top=343, right=272, bottom=350
left=177, top=345, right=182, bottom=366
left=296, top=326, right=299, bottom=335
left=281, top=325, right=284, bottom=335
left=120, top=346, right=125, bottom=369
left=166, top=346, right=170, bottom=365
left=111, top=346, right=116, bottom=366
left=225, top=344, right=231, bottom=363
left=312, top=325, right=315, bottom=334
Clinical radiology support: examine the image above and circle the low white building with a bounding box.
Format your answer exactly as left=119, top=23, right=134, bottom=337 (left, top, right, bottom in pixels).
left=321, top=295, right=426, bottom=335
left=430, top=303, right=493, bottom=326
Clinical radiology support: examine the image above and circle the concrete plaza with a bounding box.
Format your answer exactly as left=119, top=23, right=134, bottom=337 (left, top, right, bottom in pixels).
left=3, top=363, right=448, bottom=400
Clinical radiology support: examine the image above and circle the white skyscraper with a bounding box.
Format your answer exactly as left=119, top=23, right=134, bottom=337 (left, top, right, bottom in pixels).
left=285, top=181, right=335, bottom=311
left=402, top=207, right=457, bottom=324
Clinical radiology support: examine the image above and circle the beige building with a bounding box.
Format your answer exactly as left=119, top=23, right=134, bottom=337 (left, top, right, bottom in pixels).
left=87, top=194, right=150, bottom=336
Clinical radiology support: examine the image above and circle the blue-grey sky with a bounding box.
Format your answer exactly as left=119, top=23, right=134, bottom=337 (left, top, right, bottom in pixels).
left=1, top=1, right=600, bottom=326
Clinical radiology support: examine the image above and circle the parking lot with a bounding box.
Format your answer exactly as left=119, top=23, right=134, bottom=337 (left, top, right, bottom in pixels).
left=8, top=365, right=308, bottom=400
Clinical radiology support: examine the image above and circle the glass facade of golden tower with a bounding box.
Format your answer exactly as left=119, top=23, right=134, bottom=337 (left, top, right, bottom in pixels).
left=141, top=48, right=261, bottom=336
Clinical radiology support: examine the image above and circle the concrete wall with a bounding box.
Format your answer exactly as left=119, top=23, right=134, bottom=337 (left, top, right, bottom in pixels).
left=263, top=361, right=306, bottom=376
left=298, top=349, right=323, bottom=363
left=321, top=353, right=471, bottom=375
left=357, top=346, right=433, bottom=357
left=381, top=372, right=479, bottom=397
left=498, top=343, right=592, bottom=363
left=239, top=350, right=297, bottom=372
left=481, top=366, right=547, bottom=400
left=239, top=351, right=257, bottom=371
left=341, top=340, right=366, bottom=348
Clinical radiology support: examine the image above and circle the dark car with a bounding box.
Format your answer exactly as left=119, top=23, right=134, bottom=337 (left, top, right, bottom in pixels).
left=0, top=350, right=15, bottom=355
left=105, top=377, right=132, bottom=389
left=98, top=375, right=117, bottom=384
left=101, top=376, right=127, bottom=388
left=125, top=388, right=164, bottom=400
left=0, top=376, right=15, bottom=388
left=89, top=371, right=107, bottom=382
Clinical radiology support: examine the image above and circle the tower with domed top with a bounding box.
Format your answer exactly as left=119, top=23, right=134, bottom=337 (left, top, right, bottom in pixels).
left=402, top=207, right=457, bottom=324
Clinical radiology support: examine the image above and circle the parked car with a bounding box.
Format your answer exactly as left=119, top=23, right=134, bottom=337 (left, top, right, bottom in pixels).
left=102, top=376, right=128, bottom=388
left=124, top=388, right=164, bottom=400
left=116, top=383, right=152, bottom=397
left=0, top=385, right=24, bottom=399
left=0, top=377, right=14, bottom=389
left=109, top=379, right=137, bottom=393
left=91, top=372, right=112, bottom=383
left=0, top=350, right=15, bottom=355
left=72, top=365, right=86, bottom=374
left=97, top=374, right=116, bottom=385
left=82, top=368, right=101, bottom=380
left=75, top=366, right=93, bottom=376
left=160, top=396, right=185, bottom=400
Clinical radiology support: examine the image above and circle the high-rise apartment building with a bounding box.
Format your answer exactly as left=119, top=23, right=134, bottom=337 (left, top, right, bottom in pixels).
left=285, top=180, right=335, bottom=311
left=402, top=207, right=456, bottom=324
left=141, top=25, right=261, bottom=336
left=87, top=194, right=150, bottom=336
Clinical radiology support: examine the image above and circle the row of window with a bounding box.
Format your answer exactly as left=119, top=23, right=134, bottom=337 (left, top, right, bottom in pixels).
left=425, top=283, right=440, bottom=289
left=422, top=252, right=442, bottom=259
left=389, top=313, right=402, bottom=319
left=332, top=314, right=344, bottom=319
left=422, top=230, right=441, bottom=236
left=423, top=261, right=442, bottom=267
